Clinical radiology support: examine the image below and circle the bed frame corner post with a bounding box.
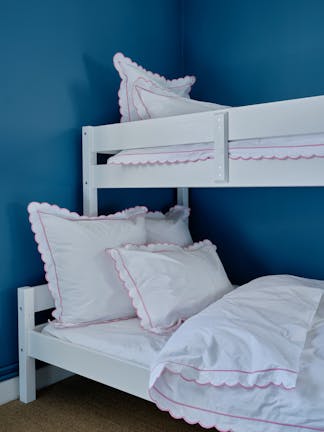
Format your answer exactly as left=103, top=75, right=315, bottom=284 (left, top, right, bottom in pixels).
left=82, top=126, right=98, bottom=216
left=18, top=286, right=36, bottom=403
left=214, top=111, right=229, bottom=183
left=177, top=188, right=189, bottom=208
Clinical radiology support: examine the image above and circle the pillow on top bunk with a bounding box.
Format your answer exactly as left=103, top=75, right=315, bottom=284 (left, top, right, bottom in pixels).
left=132, top=77, right=228, bottom=120
left=113, top=52, right=196, bottom=122
left=107, top=240, right=232, bottom=334
left=108, top=76, right=228, bottom=166
left=28, top=202, right=148, bottom=327
left=146, top=205, right=192, bottom=246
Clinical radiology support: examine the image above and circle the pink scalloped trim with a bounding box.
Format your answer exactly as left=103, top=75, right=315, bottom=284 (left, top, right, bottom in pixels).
left=113, top=52, right=195, bottom=122
left=108, top=156, right=213, bottom=166
left=27, top=202, right=148, bottom=323
left=152, top=360, right=296, bottom=375
left=121, top=239, right=214, bottom=252
left=147, top=205, right=191, bottom=220
left=151, top=363, right=296, bottom=392
left=164, top=368, right=295, bottom=391
left=229, top=153, right=324, bottom=161
left=149, top=386, right=324, bottom=432
left=107, top=240, right=216, bottom=334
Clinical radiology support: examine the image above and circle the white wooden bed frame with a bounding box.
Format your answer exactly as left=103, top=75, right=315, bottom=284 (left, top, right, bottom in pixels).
left=18, top=95, right=324, bottom=404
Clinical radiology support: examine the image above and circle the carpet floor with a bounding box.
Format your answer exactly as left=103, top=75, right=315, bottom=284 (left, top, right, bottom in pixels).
left=0, top=376, right=204, bottom=432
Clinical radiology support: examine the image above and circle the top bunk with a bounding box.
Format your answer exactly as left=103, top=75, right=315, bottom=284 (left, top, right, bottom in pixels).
left=82, top=95, right=324, bottom=192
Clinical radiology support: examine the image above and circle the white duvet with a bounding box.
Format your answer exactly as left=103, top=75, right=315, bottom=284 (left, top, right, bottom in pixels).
left=149, top=275, right=324, bottom=432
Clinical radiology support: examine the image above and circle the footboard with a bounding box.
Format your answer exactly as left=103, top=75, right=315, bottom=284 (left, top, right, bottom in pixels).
left=17, top=284, right=150, bottom=403
left=17, top=284, right=54, bottom=402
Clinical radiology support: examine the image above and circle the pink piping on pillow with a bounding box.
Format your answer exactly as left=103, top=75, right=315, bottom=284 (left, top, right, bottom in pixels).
left=108, top=248, right=154, bottom=329
left=37, top=212, right=63, bottom=317
left=133, top=78, right=194, bottom=120
left=107, top=240, right=216, bottom=334
left=28, top=202, right=148, bottom=324
left=113, top=52, right=196, bottom=122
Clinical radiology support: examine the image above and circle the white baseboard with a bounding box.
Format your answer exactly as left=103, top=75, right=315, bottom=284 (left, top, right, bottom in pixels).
left=0, top=366, right=74, bottom=406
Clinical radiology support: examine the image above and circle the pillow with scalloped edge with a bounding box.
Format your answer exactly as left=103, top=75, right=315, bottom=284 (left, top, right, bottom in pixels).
left=113, top=52, right=196, bottom=122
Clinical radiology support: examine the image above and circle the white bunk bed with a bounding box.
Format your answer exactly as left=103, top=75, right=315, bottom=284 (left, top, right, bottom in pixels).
left=18, top=95, right=324, bottom=409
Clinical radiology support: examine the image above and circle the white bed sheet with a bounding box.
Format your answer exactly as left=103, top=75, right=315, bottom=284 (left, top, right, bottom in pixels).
left=42, top=318, right=170, bottom=368
left=108, top=133, right=324, bottom=165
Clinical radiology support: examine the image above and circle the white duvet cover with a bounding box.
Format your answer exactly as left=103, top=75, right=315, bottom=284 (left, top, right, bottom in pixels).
left=149, top=275, right=324, bottom=432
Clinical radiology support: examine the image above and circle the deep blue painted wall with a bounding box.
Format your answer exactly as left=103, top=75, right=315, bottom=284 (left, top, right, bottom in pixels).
left=2, top=0, right=324, bottom=385
left=0, top=0, right=181, bottom=381
left=183, top=0, right=324, bottom=285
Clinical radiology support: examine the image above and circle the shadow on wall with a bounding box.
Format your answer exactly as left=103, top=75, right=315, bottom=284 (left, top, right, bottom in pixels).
left=69, top=54, right=121, bottom=128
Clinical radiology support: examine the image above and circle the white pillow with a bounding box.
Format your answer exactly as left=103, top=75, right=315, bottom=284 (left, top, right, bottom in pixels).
left=146, top=205, right=192, bottom=246
left=108, top=240, right=232, bottom=334
left=113, top=52, right=196, bottom=122
left=133, top=78, right=228, bottom=120
left=28, top=202, right=148, bottom=327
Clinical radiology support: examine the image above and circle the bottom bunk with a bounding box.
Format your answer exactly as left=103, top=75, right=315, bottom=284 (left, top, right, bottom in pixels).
left=19, top=280, right=324, bottom=432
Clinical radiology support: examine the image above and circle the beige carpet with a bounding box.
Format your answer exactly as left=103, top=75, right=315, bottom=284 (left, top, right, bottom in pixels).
left=0, top=376, right=204, bottom=432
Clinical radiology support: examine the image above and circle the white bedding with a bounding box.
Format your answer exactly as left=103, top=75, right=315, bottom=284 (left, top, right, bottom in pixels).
left=150, top=275, right=324, bottom=432
left=108, top=133, right=324, bottom=165
left=42, top=318, right=170, bottom=368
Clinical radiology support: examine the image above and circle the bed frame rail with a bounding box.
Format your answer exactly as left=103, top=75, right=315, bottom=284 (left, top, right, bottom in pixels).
left=82, top=95, right=324, bottom=215
left=18, top=285, right=150, bottom=403
left=18, top=285, right=54, bottom=403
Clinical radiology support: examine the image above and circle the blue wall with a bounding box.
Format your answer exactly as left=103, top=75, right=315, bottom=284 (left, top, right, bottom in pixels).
left=184, top=0, right=324, bottom=284
left=2, top=0, right=324, bottom=384
left=0, top=0, right=181, bottom=381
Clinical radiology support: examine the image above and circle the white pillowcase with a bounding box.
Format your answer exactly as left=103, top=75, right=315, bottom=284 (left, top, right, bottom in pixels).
left=113, top=52, right=196, bottom=122
left=108, top=76, right=228, bottom=166
left=146, top=205, right=192, bottom=246
left=133, top=78, right=228, bottom=120
left=108, top=240, right=232, bottom=334
left=28, top=202, right=148, bottom=327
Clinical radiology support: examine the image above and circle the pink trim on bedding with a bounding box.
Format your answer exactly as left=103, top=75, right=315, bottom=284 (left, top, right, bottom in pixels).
left=108, top=156, right=213, bottom=166
left=147, top=205, right=191, bottom=220
left=107, top=240, right=216, bottom=334
left=152, top=360, right=297, bottom=375
left=162, top=367, right=296, bottom=391
left=229, top=154, right=324, bottom=161
left=38, top=212, right=63, bottom=320
left=230, top=142, right=324, bottom=150
left=108, top=249, right=154, bottom=330
left=112, top=148, right=215, bottom=157
left=149, top=385, right=324, bottom=431
left=113, top=52, right=195, bottom=122
left=27, top=202, right=148, bottom=326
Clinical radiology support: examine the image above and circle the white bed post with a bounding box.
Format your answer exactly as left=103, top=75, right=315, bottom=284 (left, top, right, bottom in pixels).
left=177, top=188, right=189, bottom=207
left=18, top=287, right=36, bottom=403
left=214, top=111, right=229, bottom=183
left=82, top=126, right=98, bottom=216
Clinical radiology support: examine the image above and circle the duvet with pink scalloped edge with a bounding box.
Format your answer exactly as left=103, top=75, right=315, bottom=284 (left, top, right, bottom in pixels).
left=149, top=275, right=324, bottom=432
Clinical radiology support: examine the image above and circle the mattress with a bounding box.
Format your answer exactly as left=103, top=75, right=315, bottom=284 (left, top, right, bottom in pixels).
left=42, top=318, right=170, bottom=368
left=107, top=132, right=324, bottom=165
